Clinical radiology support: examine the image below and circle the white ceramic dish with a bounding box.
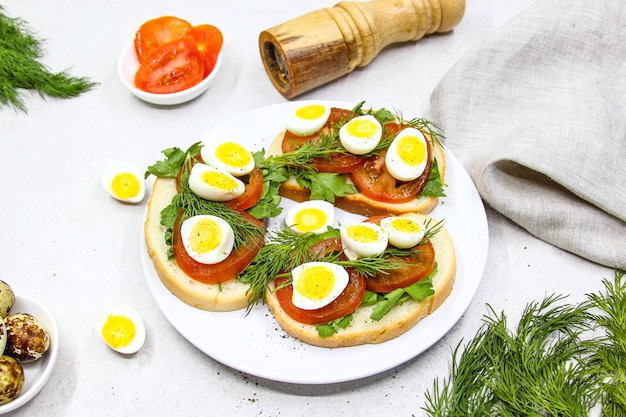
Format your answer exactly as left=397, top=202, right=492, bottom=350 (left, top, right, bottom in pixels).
left=117, top=41, right=222, bottom=106
left=0, top=294, right=59, bottom=414
left=141, top=101, right=489, bottom=384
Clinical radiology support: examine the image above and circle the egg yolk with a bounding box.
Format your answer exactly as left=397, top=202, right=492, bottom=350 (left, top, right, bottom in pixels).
left=296, top=104, right=327, bottom=120
left=215, top=142, right=252, bottom=169
left=396, top=134, right=427, bottom=166
left=346, top=224, right=380, bottom=243
left=201, top=170, right=240, bottom=191
left=189, top=218, right=223, bottom=253
left=345, top=118, right=379, bottom=138
left=293, top=207, right=328, bottom=233
left=295, top=265, right=335, bottom=301
left=102, top=315, right=136, bottom=349
left=390, top=217, right=422, bottom=233
left=111, top=172, right=141, bottom=199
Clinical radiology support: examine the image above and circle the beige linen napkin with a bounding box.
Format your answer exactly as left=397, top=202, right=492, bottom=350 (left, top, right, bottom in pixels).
left=430, top=0, right=626, bottom=269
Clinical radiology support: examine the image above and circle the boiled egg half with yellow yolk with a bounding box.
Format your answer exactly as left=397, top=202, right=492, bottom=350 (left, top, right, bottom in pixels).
left=101, top=161, right=145, bottom=203
left=284, top=103, right=331, bottom=136
left=339, top=114, right=382, bottom=155
left=385, top=127, right=429, bottom=181
left=99, top=304, right=145, bottom=354
left=340, top=222, right=388, bottom=260
left=284, top=200, right=336, bottom=235
left=188, top=163, right=245, bottom=201
left=380, top=216, right=426, bottom=249
left=200, top=140, right=255, bottom=176
left=291, top=262, right=349, bottom=310
left=180, top=215, right=234, bottom=264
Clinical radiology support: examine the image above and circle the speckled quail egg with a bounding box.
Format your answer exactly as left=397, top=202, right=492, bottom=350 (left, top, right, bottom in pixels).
left=101, top=161, right=146, bottom=203
left=380, top=216, right=426, bottom=249
left=200, top=140, right=255, bottom=176
left=284, top=103, right=331, bottom=136
left=291, top=262, right=349, bottom=310
left=0, top=355, right=24, bottom=405
left=385, top=127, right=429, bottom=181
left=180, top=215, right=234, bottom=264
left=99, top=304, right=145, bottom=355
left=0, top=317, right=6, bottom=355
left=4, top=313, right=50, bottom=363
left=284, top=200, right=336, bottom=235
left=340, top=222, right=388, bottom=260
left=339, top=114, right=382, bottom=155
left=188, top=163, right=245, bottom=201
left=0, top=280, right=14, bottom=318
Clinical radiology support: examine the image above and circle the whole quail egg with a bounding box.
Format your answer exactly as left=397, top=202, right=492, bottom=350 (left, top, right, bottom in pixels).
left=0, top=280, right=14, bottom=318
left=4, top=313, right=51, bottom=363
left=0, top=355, right=24, bottom=405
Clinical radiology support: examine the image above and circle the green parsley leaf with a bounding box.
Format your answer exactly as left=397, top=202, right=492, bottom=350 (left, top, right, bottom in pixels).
left=316, top=315, right=353, bottom=338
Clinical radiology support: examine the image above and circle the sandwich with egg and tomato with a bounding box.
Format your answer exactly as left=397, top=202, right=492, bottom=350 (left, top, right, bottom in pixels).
left=144, top=141, right=280, bottom=311
left=264, top=101, right=447, bottom=218
left=239, top=200, right=456, bottom=348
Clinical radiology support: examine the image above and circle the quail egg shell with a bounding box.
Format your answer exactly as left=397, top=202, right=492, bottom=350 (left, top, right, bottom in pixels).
left=0, top=355, right=24, bottom=405
left=101, top=161, right=146, bottom=203
left=339, top=114, right=382, bottom=155
left=0, top=280, right=14, bottom=318
left=380, top=216, right=426, bottom=249
left=291, top=262, right=349, bottom=310
left=340, top=222, right=388, bottom=260
left=384, top=127, right=429, bottom=181
left=4, top=313, right=50, bottom=362
left=99, top=304, right=145, bottom=354
left=0, top=317, right=6, bottom=355
left=180, top=215, right=234, bottom=264
left=284, top=200, right=336, bottom=235
left=200, top=140, right=255, bottom=176
left=284, top=103, right=331, bottom=136
left=188, top=163, right=245, bottom=201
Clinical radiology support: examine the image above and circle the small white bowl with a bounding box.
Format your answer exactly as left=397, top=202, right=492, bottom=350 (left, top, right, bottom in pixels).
left=117, top=41, right=222, bottom=106
left=0, top=294, right=59, bottom=415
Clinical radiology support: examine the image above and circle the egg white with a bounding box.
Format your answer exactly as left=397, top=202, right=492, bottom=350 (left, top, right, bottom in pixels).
left=180, top=215, right=234, bottom=264
left=188, top=163, right=245, bottom=201
left=385, top=127, right=429, bottom=181
left=339, top=114, right=382, bottom=155
left=284, top=200, right=336, bottom=235
left=101, top=161, right=145, bottom=203
left=380, top=216, right=426, bottom=249
left=99, top=304, right=145, bottom=354
left=340, top=222, right=388, bottom=260
left=284, top=103, right=331, bottom=136
left=200, top=140, right=255, bottom=176
left=291, top=262, right=349, bottom=310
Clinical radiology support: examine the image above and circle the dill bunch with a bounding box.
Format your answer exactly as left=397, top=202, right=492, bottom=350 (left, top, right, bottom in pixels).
left=0, top=6, right=97, bottom=112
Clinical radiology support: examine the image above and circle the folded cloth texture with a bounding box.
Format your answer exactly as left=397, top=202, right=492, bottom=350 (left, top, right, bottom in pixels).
left=430, top=0, right=626, bottom=269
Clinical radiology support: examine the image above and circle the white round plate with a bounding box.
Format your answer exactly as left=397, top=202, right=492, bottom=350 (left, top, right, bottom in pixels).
left=141, top=101, right=489, bottom=384
left=0, top=294, right=59, bottom=414
left=117, top=41, right=222, bottom=106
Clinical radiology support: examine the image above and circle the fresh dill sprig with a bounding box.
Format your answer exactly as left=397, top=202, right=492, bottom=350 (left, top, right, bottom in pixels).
left=0, top=7, right=97, bottom=112
left=422, top=269, right=626, bottom=417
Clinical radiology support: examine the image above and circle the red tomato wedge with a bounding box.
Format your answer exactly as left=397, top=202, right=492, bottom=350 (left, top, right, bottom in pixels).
left=224, top=166, right=264, bottom=211
left=172, top=212, right=264, bottom=284
left=134, top=16, right=193, bottom=63
left=190, top=24, right=223, bottom=77
left=134, top=37, right=205, bottom=94
left=274, top=238, right=366, bottom=325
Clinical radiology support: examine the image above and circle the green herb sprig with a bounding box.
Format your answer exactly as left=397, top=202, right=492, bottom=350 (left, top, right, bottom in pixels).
left=1, top=6, right=97, bottom=112
left=423, top=269, right=626, bottom=417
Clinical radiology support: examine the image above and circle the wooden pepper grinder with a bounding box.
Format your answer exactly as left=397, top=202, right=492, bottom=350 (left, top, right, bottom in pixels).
left=259, top=0, right=466, bottom=99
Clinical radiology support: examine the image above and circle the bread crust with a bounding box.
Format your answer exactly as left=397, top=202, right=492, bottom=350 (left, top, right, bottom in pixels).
left=144, top=178, right=251, bottom=311
left=264, top=213, right=456, bottom=348
left=267, top=130, right=447, bottom=217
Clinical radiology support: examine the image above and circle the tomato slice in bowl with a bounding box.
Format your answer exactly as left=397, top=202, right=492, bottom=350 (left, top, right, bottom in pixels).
left=190, top=24, right=223, bottom=77
left=134, top=37, right=205, bottom=94
left=134, top=16, right=193, bottom=63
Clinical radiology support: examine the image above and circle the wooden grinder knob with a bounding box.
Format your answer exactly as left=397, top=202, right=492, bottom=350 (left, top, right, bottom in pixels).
left=259, top=0, right=466, bottom=99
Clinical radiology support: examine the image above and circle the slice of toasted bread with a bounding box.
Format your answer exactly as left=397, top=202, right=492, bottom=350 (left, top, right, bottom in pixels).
left=144, top=178, right=251, bottom=312
left=264, top=213, right=456, bottom=348
left=266, top=130, right=447, bottom=217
